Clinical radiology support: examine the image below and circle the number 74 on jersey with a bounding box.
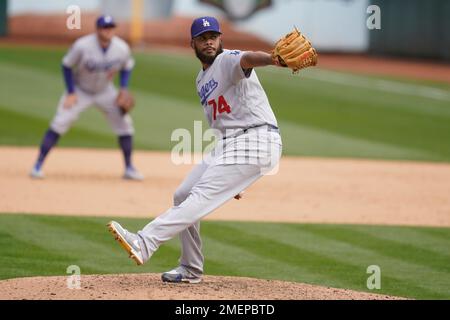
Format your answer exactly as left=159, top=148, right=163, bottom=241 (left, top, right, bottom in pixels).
left=208, top=95, right=231, bottom=121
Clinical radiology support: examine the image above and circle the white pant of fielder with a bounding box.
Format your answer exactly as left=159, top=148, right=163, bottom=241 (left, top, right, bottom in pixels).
left=137, top=126, right=282, bottom=277
left=50, top=84, right=134, bottom=136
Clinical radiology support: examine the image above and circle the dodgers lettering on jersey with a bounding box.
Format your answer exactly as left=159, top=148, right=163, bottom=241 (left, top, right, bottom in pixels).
left=62, top=34, right=134, bottom=94
left=195, top=49, right=278, bottom=137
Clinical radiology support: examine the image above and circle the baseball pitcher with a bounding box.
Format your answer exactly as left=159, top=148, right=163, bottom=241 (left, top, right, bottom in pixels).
left=108, top=16, right=317, bottom=282
left=30, top=15, right=143, bottom=180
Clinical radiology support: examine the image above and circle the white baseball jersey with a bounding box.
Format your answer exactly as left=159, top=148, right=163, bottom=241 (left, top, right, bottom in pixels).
left=195, top=49, right=278, bottom=137
left=62, top=34, right=135, bottom=94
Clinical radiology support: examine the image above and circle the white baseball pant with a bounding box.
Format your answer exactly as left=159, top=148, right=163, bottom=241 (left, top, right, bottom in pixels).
left=50, top=84, right=134, bottom=136
left=137, top=127, right=282, bottom=276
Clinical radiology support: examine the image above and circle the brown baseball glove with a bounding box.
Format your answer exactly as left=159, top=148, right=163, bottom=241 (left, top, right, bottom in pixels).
left=272, top=27, right=318, bottom=74
left=116, top=90, right=135, bottom=114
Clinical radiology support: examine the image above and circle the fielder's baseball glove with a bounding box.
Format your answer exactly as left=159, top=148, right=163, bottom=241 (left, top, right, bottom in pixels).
left=116, top=90, right=135, bottom=114
left=272, top=27, right=318, bottom=74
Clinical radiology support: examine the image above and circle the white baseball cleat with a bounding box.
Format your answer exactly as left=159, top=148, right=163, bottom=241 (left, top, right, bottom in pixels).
left=107, top=221, right=144, bottom=265
left=30, top=167, right=44, bottom=179
left=161, top=266, right=202, bottom=284
left=123, top=167, right=144, bottom=181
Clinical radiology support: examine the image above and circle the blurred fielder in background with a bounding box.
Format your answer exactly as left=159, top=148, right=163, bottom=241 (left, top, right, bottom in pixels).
left=30, top=15, right=143, bottom=181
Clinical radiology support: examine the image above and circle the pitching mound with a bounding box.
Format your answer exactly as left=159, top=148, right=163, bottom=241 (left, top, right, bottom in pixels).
left=0, top=273, right=404, bottom=300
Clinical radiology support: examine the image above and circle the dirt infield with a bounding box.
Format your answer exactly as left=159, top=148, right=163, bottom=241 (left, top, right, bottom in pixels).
left=0, top=274, right=405, bottom=300
left=1, top=146, right=449, bottom=226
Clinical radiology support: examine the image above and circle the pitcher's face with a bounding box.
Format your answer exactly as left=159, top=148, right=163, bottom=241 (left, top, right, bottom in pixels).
left=192, top=32, right=223, bottom=65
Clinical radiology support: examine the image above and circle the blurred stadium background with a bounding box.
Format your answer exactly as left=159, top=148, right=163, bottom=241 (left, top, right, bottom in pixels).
left=2, top=0, right=450, bottom=59
left=0, top=0, right=449, bottom=300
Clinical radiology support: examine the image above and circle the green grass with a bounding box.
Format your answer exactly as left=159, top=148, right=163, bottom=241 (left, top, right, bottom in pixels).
left=0, top=214, right=448, bottom=299
left=0, top=45, right=449, bottom=161
left=0, top=107, right=117, bottom=148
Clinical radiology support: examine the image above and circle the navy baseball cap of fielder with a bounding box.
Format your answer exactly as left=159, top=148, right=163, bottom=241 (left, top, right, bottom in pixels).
left=191, top=16, right=221, bottom=38
left=96, top=15, right=116, bottom=28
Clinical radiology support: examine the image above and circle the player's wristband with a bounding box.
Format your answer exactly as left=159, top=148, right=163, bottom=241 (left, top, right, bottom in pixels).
left=120, top=69, right=132, bottom=88
left=62, top=64, right=75, bottom=94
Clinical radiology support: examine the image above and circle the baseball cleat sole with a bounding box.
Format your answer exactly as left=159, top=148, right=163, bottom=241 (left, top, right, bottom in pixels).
left=161, top=275, right=202, bottom=284
left=107, top=221, right=143, bottom=265
left=161, top=268, right=202, bottom=284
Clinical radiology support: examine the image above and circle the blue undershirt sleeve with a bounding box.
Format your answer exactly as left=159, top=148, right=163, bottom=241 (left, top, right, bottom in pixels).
left=119, top=69, right=132, bottom=88
left=62, top=64, right=75, bottom=94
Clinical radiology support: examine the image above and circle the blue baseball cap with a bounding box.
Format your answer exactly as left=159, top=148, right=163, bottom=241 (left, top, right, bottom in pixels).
left=191, top=16, right=221, bottom=38
left=96, top=15, right=116, bottom=28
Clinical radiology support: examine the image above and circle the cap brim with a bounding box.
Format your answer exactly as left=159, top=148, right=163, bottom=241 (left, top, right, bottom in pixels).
left=192, top=29, right=221, bottom=38
left=98, top=23, right=116, bottom=28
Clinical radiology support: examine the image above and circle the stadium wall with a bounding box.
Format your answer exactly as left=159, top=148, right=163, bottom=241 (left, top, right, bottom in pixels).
left=368, top=0, right=450, bottom=61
